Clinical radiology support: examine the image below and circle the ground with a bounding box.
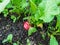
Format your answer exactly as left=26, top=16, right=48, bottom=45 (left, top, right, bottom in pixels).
left=0, top=13, right=60, bottom=45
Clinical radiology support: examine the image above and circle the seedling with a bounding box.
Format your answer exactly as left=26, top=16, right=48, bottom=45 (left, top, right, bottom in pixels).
left=3, top=9, right=8, bottom=17
left=28, top=27, right=37, bottom=36
left=11, top=15, right=17, bottom=23
left=27, top=39, right=30, bottom=45
left=50, top=35, right=58, bottom=45
left=13, top=43, right=18, bottom=45
left=2, top=34, right=13, bottom=43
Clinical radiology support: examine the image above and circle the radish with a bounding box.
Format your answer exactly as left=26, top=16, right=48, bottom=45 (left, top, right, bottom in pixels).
left=23, top=21, right=30, bottom=30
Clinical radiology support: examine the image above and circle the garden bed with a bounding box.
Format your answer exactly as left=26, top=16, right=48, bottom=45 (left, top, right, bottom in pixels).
left=0, top=14, right=60, bottom=45
left=0, top=0, right=60, bottom=45
left=0, top=14, right=49, bottom=45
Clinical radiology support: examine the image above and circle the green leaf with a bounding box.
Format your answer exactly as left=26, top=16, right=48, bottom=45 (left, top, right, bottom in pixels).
left=28, top=27, right=37, bottom=36
left=50, top=35, right=58, bottom=45
left=0, top=0, right=10, bottom=13
left=55, top=0, right=60, bottom=4
left=7, top=34, right=13, bottom=43
left=21, top=0, right=28, bottom=9
left=23, top=17, right=29, bottom=20
left=3, top=9, right=8, bottom=17
left=39, top=0, right=60, bottom=22
left=30, top=0, right=37, bottom=13
left=13, top=43, right=18, bottom=45
left=30, top=16, right=36, bottom=23
left=6, top=2, right=12, bottom=8
left=11, top=0, right=21, bottom=7
left=2, top=34, right=13, bottom=43
left=56, top=14, right=60, bottom=32
left=0, top=0, right=2, bottom=2
left=27, top=39, right=30, bottom=45
left=11, top=0, right=21, bottom=14
left=11, top=15, right=17, bottom=23
left=35, top=10, right=40, bottom=21
left=2, top=39, right=7, bottom=43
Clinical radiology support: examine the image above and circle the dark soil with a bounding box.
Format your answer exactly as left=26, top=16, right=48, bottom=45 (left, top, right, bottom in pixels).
left=0, top=14, right=28, bottom=45
left=0, top=14, right=58, bottom=45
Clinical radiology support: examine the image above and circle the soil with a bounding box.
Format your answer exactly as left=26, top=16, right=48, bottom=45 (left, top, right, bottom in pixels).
left=0, top=13, right=59, bottom=45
